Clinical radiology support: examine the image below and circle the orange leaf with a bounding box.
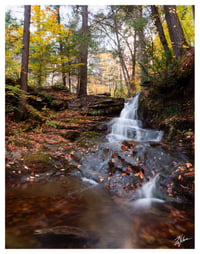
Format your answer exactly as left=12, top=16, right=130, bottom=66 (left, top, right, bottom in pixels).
left=134, top=171, right=144, bottom=179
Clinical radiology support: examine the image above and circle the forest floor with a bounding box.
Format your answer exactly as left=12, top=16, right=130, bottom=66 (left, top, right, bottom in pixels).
left=5, top=88, right=194, bottom=178
left=6, top=90, right=113, bottom=178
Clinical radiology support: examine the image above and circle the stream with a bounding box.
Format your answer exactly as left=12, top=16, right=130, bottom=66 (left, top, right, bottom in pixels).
left=6, top=93, right=194, bottom=249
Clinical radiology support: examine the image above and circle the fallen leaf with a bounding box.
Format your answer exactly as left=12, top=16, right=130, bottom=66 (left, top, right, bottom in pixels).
left=134, top=171, right=144, bottom=179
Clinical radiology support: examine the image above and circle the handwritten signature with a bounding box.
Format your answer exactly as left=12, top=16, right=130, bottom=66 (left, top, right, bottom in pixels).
left=174, top=235, right=192, bottom=247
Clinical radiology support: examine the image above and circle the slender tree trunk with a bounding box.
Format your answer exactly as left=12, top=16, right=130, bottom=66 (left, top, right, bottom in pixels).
left=57, top=5, right=66, bottom=87
left=164, top=5, right=189, bottom=58
left=38, top=61, right=42, bottom=87
left=151, top=5, right=172, bottom=59
left=78, top=5, right=88, bottom=97
left=131, top=31, right=137, bottom=90
left=68, top=72, right=71, bottom=92
left=36, top=6, right=42, bottom=86
left=21, top=6, right=31, bottom=92
left=18, top=5, right=31, bottom=120
left=113, top=14, right=131, bottom=95
left=192, top=5, right=195, bottom=19
left=136, top=6, right=147, bottom=79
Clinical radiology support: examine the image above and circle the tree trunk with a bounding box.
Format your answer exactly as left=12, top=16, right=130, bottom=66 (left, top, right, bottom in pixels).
left=18, top=5, right=31, bottom=120
left=68, top=72, right=71, bottom=92
left=164, top=5, right=189, bottom=58
left=112, top=13, right=131, bottom=95
left=77, top=5, right=88, bottom=97
left=36, top=6, right=42, bottom=86
left=137, top=6, right=146, bottom=79
left=151, top=5, right=172, bottom=59
left=192, top=5, right=195, bottom=19
left=131, top=31, right=137, bottom=91
left=57, top=5, right=66, bottom=87
left=21, top=6, right=31, bottom=92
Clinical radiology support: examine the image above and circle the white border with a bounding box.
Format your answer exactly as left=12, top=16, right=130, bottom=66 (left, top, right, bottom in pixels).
left=2, top=1, right=199, bottom=254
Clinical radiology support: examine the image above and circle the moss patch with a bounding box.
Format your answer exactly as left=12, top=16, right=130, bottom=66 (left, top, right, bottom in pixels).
left=23, top=153, right=54, bottom=172
left=76, top=131, right=102, bottom=148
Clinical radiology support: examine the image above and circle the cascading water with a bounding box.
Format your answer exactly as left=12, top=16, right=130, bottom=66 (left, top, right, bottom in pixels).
left=130, top=174, right=164, bottom=210
left=107, top=92, right=163, bottom=143
left=106, top=92, right=165, bottom=208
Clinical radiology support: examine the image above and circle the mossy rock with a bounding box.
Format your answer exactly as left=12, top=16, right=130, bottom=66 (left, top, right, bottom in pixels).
left=76, top=131, right=103, bottom=148
left=81, top=131, right=99, bottom=139
left=60, top=130, right=81, bottom=142
left=23, top=153, right=55, bottom=172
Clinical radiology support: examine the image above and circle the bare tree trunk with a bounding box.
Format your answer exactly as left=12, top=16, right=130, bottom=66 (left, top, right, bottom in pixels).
left=57, top=5, right=66, bottom=87
left=151, top=5, right=172, bottom=59
left=131, top=31, right=137, bottom=91
left=68, top=72, right=71, bottom=92
left=164, top=5, right=189, bottom=58
left=78, top=5, right=88, bottom=97
left=192, top=5, right=195, bottom=19
left=136, top=6, right=147, bottom=79
left=21, top=6, right=31, bottom=93
left=113, top=14, right=131, bottom=95
left=18, top=5, right=31, bottom=120
left=36, top=5, right=42, bottom=86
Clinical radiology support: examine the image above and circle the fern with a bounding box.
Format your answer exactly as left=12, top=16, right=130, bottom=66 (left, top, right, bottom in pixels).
left=26, top=104, right=44, bottom=121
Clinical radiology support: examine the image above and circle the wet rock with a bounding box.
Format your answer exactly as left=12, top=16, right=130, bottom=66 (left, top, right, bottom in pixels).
left=34, top=225, right=98, bottom=248
left=68, top=95, right=124, bottom=116
left=60, top=130, right=81, bottom=142
left=23, top=153, right=55, bottom=173
left=87, top=98, right=124, bottom=116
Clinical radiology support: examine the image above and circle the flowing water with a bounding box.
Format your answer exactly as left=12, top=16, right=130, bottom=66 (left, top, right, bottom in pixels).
left=107, top=93, right=163, bottom=142
left=6, top=93, right=194, bottom=249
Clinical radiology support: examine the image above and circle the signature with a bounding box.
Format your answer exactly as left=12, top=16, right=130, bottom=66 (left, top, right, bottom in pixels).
left=174, top=235, right=192, bottom=247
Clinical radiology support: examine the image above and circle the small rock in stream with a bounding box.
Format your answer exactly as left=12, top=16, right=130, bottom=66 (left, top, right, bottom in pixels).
left=34, top=225, right=98, bottom=248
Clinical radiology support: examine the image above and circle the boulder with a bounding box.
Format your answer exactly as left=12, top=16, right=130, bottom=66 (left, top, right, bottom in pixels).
left=23, top=153, right=55, bottom=173
left=68, top=95, right=124, bottom=116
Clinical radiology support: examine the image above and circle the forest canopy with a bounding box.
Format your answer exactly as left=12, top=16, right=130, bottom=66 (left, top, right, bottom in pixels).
left=5, top=5, right=194, bottom=100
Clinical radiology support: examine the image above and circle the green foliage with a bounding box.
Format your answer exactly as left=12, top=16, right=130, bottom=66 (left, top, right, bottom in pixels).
left=29, top=5, right=82, bottom=87
left=45, top=94, right=53, bottom=101
left=46, top=120, right=60, bottom=128
left=6, top=104, right=19, bottom=114
left=114, top=82, right=129, bottom=98
left=176, top=6, right=194, bottom=47
left=6, top=85, right=38, bottom=101
left=5, top=11, right=23, bottom=80
left=6, top=85, right=27, bottom=98
left=26, top=104, right=44, bottom=121
left=161, top=104, right=181, bottom=120
left=140, top=47, right=194, bottom=98
left=6, top=85, right=26, bottom=114
left=139, top=39, right=183, bottom=92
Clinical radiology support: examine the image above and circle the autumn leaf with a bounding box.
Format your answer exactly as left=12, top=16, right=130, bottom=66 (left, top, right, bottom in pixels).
left=134, top=171, right=144, bottom=179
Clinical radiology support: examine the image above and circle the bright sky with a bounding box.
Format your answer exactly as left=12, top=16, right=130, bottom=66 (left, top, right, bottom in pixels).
left=5, top=5, right=107, bottom=24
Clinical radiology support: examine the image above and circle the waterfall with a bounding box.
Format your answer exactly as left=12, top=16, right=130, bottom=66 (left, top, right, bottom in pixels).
left=130, top=175, right=164, bottom=210
left=107, top=92, right=163, bottom=143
